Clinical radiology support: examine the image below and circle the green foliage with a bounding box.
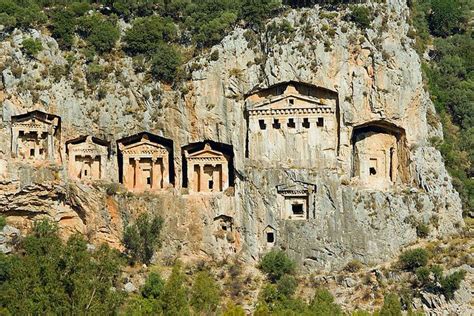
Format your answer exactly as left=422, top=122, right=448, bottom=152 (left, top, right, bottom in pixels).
left=0, top=0, right=46, bottom=29
left=379, top=293, right=402, bottom=316
left=50, top=8, right=76, bottom=49
left=399, top=248, right=429, bottom=271
left=159, top=264, right=190, bottom=316
left=275, top=274, right=297, bottom=298
left=141, top=272, right=165, bottom=299
left=21, top=38, right=43, bottom=57
left=221, top=302, right=246, bottom=316
left=86, top=62, right=108, bottom=87
left=150, top=44, right=182, bottom=83
left=123, top=213, right=163, bottom=264
left=429, top=0, right=465, bottom=37
left=416, top=223, right=430, bottom=238
left=0, top=220, right=124, bottom=315
left=309, top=288, right=343, bottom=315
left=240, top=0, right=281, bottom=30
left=409, top=0, right=473, bottom=214
left=440, top=270, right=466, bottom=300
left=190, top=271, right=220, bottom=314
left=259, top=250, right=296, bottom=282
left=348, top=5, right=371, bottom=29
left=0, top=216, right=5, bottom=230
left=77, top=13, right=119, bottom=54
left=124, top=15, right=177, bottom=56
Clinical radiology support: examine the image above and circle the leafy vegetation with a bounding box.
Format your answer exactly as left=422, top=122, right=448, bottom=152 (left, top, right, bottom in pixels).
left=21, top=38, right=43, bottom=57
left=123, top=213, right=163, bottom=264
left=0, top=216, right=5, bottom=230
left=409, top=0, right=473, bottom=214
left=77, top=13, right=120, bottom=54
left=259, top=249, right=296, bottom=282
left=0, top=220, right=124, bottom=315
left=399, top=248, right=429, bottom=271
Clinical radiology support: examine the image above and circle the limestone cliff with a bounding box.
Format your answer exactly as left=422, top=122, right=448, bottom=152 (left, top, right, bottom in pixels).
left=0, top=0, right=463, bottom=271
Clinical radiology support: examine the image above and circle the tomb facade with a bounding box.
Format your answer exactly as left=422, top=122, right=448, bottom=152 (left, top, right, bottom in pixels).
left=245, top=81, right=339, bottom=168
left=263, top=225, right=277, bottom=248
left=11, top=111, right=60, bottom=162
left=118, top=133, right=173, bottom=192
left=276, top=181, right=316, bottom=220
left=352, top=121, right=408, bottom=189
left=66, top=136, right=109, bottom=181
left=184, top=143, right=232, bottom=193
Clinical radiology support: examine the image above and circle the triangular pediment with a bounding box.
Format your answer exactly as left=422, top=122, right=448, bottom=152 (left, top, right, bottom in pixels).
left=187, top=144, right=226, bottom=159
left=250, top=94, right=323, bottom=111
left=121, top=139, right=167, bottom=153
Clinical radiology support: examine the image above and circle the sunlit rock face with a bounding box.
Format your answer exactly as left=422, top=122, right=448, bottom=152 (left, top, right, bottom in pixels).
left=0, top=0, right=463, bottom=271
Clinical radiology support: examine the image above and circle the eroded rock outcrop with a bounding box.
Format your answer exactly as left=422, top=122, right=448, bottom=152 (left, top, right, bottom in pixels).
left=0, top=0, right=463, bottom=271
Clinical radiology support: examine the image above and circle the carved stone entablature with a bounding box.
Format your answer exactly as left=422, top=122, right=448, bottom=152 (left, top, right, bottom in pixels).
left=117, top=132, right=174, bottom=192
left=11, top=110, right=61, bottom=162
left=66, top=136, right=109, bottom=181
left=185, top=143, right=230, bottom=193
left=276, top=181, right=316, bottom=221
left=244, top=81, right=339, bottom=167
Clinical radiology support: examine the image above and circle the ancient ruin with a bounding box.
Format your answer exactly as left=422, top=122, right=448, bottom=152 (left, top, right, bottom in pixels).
left=276, top=182, right=316, bottom=220
left=11, top=110, right=60, bottom=162
left=66, top=136, right=109, bottom=181
left=183, top=142, right=233, bottom=193
left=117, top=132, right=173, bottom=192
left=245, top=81, right=339, bottom=168
left=351, top=121, right=408, bottom=189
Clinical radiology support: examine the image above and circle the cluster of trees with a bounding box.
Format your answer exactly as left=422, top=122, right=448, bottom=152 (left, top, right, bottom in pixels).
left=0, top=214, right=467, bottom=314
left=399, top=248, right=466, bottom=301
left=0, top=1, right=373, bottom=84
left=409, top=0, right=473, bottom=214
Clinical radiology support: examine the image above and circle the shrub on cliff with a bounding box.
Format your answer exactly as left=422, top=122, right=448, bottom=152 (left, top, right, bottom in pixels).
left=190, top=271, right=220, bottom=314
left=123, top=213, right=163, bottom=264
left=21, top=38, right=43, bottom=57
left=77, top=13, right=119, bottom=54
left=150, top=44, right=182, bottom=83
left=259, top=250, right=296, bottom=282
left=124, top=15, right=177, bottom=56
left=399, top=248, right=429, bottom=271
left=379, top=293, right=402, bottom=316
left=348, top=5, right=371, bottom=29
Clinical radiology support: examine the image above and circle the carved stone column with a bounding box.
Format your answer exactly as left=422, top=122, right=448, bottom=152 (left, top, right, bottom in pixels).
left=221, top=161, right=228, bottom=191
left=162, top=154, right=169, bottom=187
left=199, top=164, right=205, bottom=192
left=134, top=157, right=140, bottom=190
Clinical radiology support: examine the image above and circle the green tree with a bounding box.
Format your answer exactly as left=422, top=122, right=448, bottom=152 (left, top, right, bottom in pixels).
left=429, top=0, right=465, bottom=37
left=77, top=13, right=119, bottom=54
left=190, top=271, right=220, bottom=314
left=150, top=44, right=182, bottom=83
left=259, top=250, right=296, bottom=282
left=141, top=272, right=165, bottom=299
left=50, top=8, right=76, bottom=49
left=308, top=288, right=343, bottom=316
left=123, top=15, right=177, bottom=56
left=0, top=220, right=124, bottom=315
left=159, top=264, right=190, bottom=316
left=123, top=213, right=164, bottom=264
left=240, top=0, right=281, bottom=30
left=440, top=270, right=466, bottom=300
left=399, top=248, right=429, bottom=271
left=379, top=293, right=402, bottom=316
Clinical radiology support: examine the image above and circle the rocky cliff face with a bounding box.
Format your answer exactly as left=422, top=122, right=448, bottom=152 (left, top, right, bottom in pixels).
left=0, top=0, right=463, bottom=271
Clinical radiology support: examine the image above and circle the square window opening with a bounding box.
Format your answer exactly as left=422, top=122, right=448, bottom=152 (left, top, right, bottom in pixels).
left=317, top=117, right=324, bottom=127
left=266, top=232, right=275, bottom=243
left=273, top=119, right=281, bottom=129
left=287, top=118, right=295, bottom=128
left=208, top=180, right=214, bottom=190
left=292, top=203, right=304, bottom=215
left=302, top=118, right=310, bottom=128
left=289, top=98, right=294, bottom=105
left=29, top=148, right=35, bottom=157
left=259, top=119, right=266, bottom=130
left=147, top=177, right=151, bottom=185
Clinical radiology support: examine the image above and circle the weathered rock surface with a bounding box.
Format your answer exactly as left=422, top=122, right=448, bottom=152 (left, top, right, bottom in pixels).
left=0, top=0, right=463, bottom=273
